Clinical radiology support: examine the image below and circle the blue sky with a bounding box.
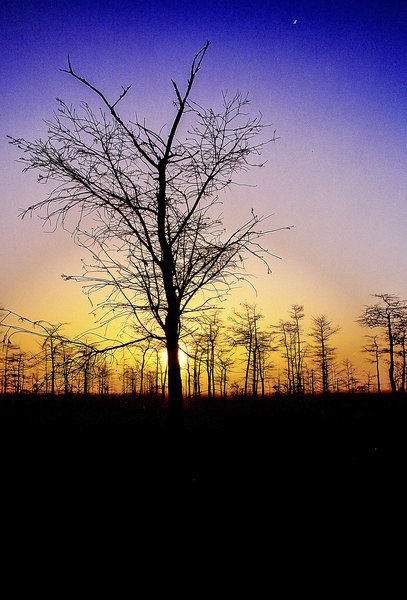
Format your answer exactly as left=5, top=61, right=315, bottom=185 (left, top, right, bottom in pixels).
left=1, top=0, right=406, bottom=363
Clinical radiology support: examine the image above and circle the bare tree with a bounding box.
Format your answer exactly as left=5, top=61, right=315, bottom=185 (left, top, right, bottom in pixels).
left=40, top=323, right=67, bottom=396
left=230, top=303, right=272, bottom=397
left=1, top=337, right=17, bottom=394
left=95, top=359, right=111, bottom=396
left=3, top=348, right=28, bottom=394
left=276, top=320, right=294, bottom=394
left=275, top=304, right=307, bottom=395
left=358, top=294, right=407, bottom=395
left=362, top=335, right=384, bottom=394
left=198, top=312, right=223, bottom=399
left=9, top=42, right=287, bottom=429
left=309, top=314, right=340, bottom=395
left=341, top=358, right=358, bottom=393
left=394, top=311, right=407, bottom=394
left=193, top=312, right=234, bottom=399
left=121, top=364, right=139, bottom=396
left=217, top=346, right=234, bottom=399
left=185, top=333, right=205, bottom=399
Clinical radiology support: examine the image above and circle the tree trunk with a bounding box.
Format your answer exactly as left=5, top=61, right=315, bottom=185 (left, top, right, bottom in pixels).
left=166, top=341, right=183, bottom=431
left=321, top=339, right=329, bottom=395
left=387, top=314, right=397, bottom=394
left=400, top=337, right=406, bottom=394
left=375, top=349, right=381, bottom=394
left=373, top=340, right=382, bottom=394
left=244, top=341, right=252, bottom=397
left=165, top=311, right=183, bottom=432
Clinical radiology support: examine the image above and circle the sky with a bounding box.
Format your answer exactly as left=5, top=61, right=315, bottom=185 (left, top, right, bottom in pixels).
left=0, top=0, right=406, bottom=369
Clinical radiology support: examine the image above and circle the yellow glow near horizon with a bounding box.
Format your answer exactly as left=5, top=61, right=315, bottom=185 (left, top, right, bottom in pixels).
left=159, top=347, right=188, bottom=370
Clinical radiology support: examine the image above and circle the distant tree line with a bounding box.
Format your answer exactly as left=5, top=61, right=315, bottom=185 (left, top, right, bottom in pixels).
left=2, top=293, right=406, bottom=398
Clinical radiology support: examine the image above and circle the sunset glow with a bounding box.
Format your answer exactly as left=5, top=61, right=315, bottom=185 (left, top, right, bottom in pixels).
left=1, top=0, right=406, bottom=390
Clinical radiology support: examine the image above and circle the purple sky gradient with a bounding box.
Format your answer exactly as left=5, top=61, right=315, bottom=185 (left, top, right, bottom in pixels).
left=1, top=0, right=406, bottom=364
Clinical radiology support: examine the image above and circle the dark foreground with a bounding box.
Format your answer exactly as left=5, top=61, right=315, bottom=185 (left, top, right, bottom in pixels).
left=1, top=392, right=407, bottom=546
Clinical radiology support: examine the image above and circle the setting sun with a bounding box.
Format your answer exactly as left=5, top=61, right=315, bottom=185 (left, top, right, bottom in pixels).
left=159, top=347, right=188, bottom=370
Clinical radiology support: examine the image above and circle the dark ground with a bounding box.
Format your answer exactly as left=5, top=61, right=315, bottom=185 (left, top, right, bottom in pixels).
left=2, top=392, right=406, bottom=493
left=1, top=392, right=407, bottom=554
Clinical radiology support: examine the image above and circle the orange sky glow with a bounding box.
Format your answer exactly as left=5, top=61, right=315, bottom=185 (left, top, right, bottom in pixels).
left=1, top=1, right=406, bottom=390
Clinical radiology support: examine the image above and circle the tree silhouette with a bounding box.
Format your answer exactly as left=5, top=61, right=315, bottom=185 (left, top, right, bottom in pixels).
left=197, top=312, right=223, bottom=399
left=394, top=310, right=407, bottom=394
left=362, top=335, right=384, bottom=394
left=9, top=42, right=286, bottom=429
left=275, top=304, right=307, bottom=395
left=341, top=358, right=358, bottom=393
left=230, top=303, right=272, bottom=397
left=358, top=294, right=407, bottom=394
left=309, top=314, right=340, bottom=395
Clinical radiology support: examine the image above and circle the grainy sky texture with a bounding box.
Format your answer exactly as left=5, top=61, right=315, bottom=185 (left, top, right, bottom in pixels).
left=1, top=0, right=406, bottom=363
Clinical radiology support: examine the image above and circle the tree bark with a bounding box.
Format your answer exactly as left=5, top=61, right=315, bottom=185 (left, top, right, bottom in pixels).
left=166, top=332, right=183, bottom=431
left=165, top=309, right=183, bottom=432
